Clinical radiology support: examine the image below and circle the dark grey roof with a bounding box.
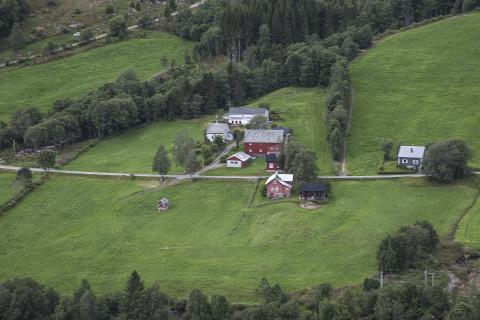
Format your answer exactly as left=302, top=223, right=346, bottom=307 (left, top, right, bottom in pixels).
left=266, top=153, right=278, bottom=162
left=228, top=107, right=268, bottom=116
left=301, top=183, right=327, bottom=193
left=244, top=130, right=284, bottom=143
left=272, top=126, right=289, bottom=135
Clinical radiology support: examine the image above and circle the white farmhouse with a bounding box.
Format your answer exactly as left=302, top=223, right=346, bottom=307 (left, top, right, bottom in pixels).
left=397, top=145, right=426, bottom=169
left=226, top=107, right=269, bottom=125
left=206, top=123, right=233, bottom=142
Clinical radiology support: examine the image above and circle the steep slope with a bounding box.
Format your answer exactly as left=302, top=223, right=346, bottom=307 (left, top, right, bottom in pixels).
left=347, top=13, right=480, bottom=175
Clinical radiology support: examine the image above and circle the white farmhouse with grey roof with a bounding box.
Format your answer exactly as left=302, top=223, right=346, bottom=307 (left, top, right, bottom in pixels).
left=397, top=145, right=426, bottom=169
left=227, top=107, right=269, bottom=125
left=206, top=123, right=233, bottom=142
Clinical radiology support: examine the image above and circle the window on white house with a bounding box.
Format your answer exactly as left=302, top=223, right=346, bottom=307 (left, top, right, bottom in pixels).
left=402, top=159, right=408, bottom=164
left=413, top=160, right=419, bottom=164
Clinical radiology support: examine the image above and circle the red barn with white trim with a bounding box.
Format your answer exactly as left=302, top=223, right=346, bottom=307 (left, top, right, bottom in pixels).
left=243, top=129, right=285, bottom=156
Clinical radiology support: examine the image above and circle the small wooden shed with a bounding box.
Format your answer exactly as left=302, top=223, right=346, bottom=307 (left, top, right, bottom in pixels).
left=157, top=198, right=169, bottom=212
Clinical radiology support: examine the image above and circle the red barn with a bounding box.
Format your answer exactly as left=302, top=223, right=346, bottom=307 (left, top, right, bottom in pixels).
left=265, top=172, right=293, bottom=199
left=243, top=129, right=285, bottom=156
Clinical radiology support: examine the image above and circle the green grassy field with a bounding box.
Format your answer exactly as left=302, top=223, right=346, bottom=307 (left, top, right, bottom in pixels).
left=65, top=118, right=210, bottom=174
left=347, top=13, right=480, bottom=175
left=0, top=176, right=475, bottom=301
left=0, top=32, right=193, bottom=121
left=0, top=173, right=17, bottom=204
left=203, top=157, right=267, bottom=176
left=247, top=87, right=333, bottom=175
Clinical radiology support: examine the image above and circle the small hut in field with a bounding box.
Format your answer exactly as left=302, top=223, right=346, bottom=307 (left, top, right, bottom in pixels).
left=157, top=198, right=169, bottom=212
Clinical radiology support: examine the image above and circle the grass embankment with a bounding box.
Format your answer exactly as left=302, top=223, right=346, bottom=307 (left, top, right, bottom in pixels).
left=65, top=118, right=210, bottom=174
left=0, top=32, right=194, bottom=121
left=347, top=13, right=480, bottom=175
left=0, top=176, right=475, bottom=301
left=0, top=173, right=17, bottom=204
left=247, top=87, right=333, bottom=175
left=456, top=188, right=480, bottom=248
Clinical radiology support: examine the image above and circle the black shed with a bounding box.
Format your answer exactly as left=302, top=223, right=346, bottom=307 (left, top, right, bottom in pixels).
left=300, top=183, right=328, bottom=200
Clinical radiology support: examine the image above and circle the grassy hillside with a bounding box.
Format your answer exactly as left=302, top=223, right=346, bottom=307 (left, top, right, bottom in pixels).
left=65, top=118, right=210, bottom=174
left=0, top=176, right=475, bottom=301
left=247, top=87, right=333, bottom=175
left=347, top=13, right=480, bottom=175
left=0, top=32, right=193, bottom=121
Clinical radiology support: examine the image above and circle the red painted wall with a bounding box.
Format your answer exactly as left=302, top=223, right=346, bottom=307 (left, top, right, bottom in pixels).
left=244, top=142, right=283, bottom=155
left=266, top=161, right=281, bottom=171
left=266, top=180, right=292, bottom=198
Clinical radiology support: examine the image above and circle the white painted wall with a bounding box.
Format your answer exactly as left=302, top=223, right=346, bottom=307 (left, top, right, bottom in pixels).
left=227, top=160, right=242, bottom=168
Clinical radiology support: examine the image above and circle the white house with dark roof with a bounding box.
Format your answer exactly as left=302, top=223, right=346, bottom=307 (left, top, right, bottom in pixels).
left=206, top=123, right=233, bottom=142
left=243, top=129, right=285, bottom=156
left=226, top=107, right=269, bottom=125
left=397, top=145, right=426, bottom=169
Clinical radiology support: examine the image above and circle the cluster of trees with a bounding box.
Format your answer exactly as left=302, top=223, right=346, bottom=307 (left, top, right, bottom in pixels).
left=0, top=0, right=29, bottom=42
left=281, top=140, right=318, bottom=184
left=424, top=139, right=472, bottom=182
left=377, top=221, right=439, bottom=273
left=325, top=58, right=352, bottom=160
left=0, top=65, right=229, bottom=152
left=0, top=270, right=461, bottom=320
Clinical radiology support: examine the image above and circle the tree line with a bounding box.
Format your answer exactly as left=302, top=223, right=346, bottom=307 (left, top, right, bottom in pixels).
left=0, top=0, right=29, bottom=41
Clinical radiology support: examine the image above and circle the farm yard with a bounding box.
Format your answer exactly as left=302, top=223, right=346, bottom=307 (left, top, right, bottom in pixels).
left=347, top=12, right=480, bottom=175
left=65, top=118, right=210, bottom=174
left=0, top=176, right=476, bottom=301
left=247, top=88, right=334, bottom=175
left=0, top=31, right=193, bottom=121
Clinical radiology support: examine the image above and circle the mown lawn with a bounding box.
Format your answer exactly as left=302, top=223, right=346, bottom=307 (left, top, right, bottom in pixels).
left=203, top=157, right=268, bottom=176
left=65, top=118, right=210, bottom=174
left=347, top=13, right=480, bottom=175
left=0, top=32, right=194, bottom=121
left=247, top=87, right=333, bottom=175
left=0, top=176, right=475, bottom=301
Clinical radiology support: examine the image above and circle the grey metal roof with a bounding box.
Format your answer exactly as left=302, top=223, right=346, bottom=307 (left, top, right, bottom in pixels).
left=206, top=123, right=230, bottom=134
left=398, top=146, right=426, bottom=159
left=244, top=130, right=284, bottom=143
left=228, top=151, right=252, bottom=162
left=228, top=107, right=268, bottom=116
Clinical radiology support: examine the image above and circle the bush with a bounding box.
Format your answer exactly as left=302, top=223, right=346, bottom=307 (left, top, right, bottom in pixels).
left=109, top=15, right=128, bottom=38
left=105, top=4, right=114, bottom=14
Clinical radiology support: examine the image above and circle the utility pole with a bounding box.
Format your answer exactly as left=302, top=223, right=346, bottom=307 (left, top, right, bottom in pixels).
left=12, top=138, right=16, bottom=154
left=380, top=270, right=384, bottom=289
left=431, top=272, right=436, bottom=287
left=424, top=270, right=428, bottom=287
